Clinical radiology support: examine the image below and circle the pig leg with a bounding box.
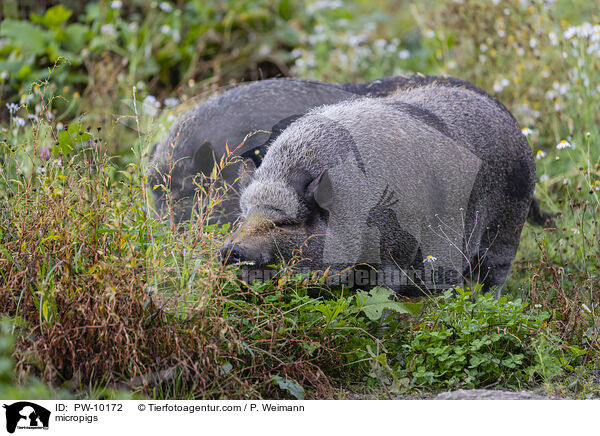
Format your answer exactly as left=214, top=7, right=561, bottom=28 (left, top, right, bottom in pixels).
left=473, top=226, right=523, bottom=297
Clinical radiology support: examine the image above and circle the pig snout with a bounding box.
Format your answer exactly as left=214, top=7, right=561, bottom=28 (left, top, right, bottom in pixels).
left=219, top=242, right=247, bottom=265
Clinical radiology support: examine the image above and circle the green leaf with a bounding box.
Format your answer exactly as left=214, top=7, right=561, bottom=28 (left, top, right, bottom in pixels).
left=357, top=287, right=421, bottom=321
left=0, top=59, right=28, bottom=76
left=0, top=20, right=49, bottom=56
left=31, top=5, right=73, bottom=29
left=16, top=64, right=33, bottom=80
left=220, top=361, right=233, bottom=375
left=278, top=0, right=294, bottom=20
left=63, top=24, right=89, bottom=53
left=41, top=299, right=50, bottom=321
left=272, top=376, right=304, bottom=400
left=56, top=122, right=92, bottom=154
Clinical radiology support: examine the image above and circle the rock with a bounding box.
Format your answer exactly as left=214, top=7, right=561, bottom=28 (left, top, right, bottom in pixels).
left=435, top=389, right=552, bottom=400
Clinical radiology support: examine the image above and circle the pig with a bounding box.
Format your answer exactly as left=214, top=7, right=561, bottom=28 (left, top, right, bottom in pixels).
left=148, top=75, right=505, bottom=225
left=220, top=82, right=537, bottom=295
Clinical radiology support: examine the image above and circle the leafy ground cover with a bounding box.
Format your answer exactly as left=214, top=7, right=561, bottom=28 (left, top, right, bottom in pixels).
left=0, top=0, right=598, bottom=399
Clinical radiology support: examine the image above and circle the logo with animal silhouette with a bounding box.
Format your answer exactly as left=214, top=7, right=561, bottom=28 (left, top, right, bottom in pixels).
left=2, top=402, right=50, bottom=433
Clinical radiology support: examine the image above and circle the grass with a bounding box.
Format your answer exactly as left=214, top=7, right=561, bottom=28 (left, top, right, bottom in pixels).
left=0, top=0, right=599, bottom=399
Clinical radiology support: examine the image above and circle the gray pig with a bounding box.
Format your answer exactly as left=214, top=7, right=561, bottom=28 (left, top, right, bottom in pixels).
left=148, top=75, right=501, bottom=224
left=221, top=83, right=537, bottom=295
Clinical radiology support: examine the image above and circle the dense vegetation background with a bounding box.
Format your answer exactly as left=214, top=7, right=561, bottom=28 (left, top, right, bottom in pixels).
left=0, top=0, right=598, bottom=399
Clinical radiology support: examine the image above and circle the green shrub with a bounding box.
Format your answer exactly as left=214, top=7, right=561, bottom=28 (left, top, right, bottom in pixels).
left=402, top=288, right=567, bottom=389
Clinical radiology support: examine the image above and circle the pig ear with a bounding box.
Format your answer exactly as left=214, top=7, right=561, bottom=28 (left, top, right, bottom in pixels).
left=191, top=140, right=216, bottom=174
left=237, top=158, right=257, bottom=190
left=271, top=114, right=303, bottom=137
left=307, top=169, right=334, bottom=209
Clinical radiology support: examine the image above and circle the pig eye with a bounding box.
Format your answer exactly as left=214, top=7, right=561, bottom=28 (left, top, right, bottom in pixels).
left=274, top=221, right=299, bottom=229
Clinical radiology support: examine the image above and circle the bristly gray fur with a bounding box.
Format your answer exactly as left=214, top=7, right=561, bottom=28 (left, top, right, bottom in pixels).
left=231, top=83, right=536, bottom=295
left=148, top=75, right=518, bottom=225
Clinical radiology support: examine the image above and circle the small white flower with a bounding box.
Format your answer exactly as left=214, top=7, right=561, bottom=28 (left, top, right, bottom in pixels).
left=101, top=24, right=116, bottom=37
left=0, top=70, right=8, bottom=80
left=167, top=113, right=176, bottom=123
left=374, top=39, right=386, bottom=49
left=398, top=49, right=410, bottom=59
left=447, top=60, right=457, bottom=69
left=571, top=227, right=580, bottom=234
left=423, top=255, right=437, bottom=264
left=6, top=102, right=18, bottom=115
left=423, top=29, right=435, bottom=38
left=143, top=95, right=161, bottom=108
left=164, top=97, right=178, bottom=108
left=534, top=304, right=542, bottom=308
left=540, top=174, right=549, bottom=183
left=479, top=43, right=488, bottom=52
left=306, top=0, right=343, bottom=14
left=521, top=127, right=533, bottom=136
left=188, top=79, right=195, bottom=88
left=172, top=29, right=181, bottom=42
left=557, top=267, right=564, bottom=275
left=36, top=166, right=46, bottom=174
left=536, top=150, right=546, bottom=159
left=563, top=178, right=570, bottom=185
left=20, top=94, right=34, bottom=104
left=160, top=24, right=171, bottom=34
left=13, top=117, right=25, bottom=127
left=159, top=1, right=173, bottom=12
left=110, top=0, right=123, bottom=9
left=56, top=122, right=64, bottom=131
left=556, top=140, right=573, bottom=149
